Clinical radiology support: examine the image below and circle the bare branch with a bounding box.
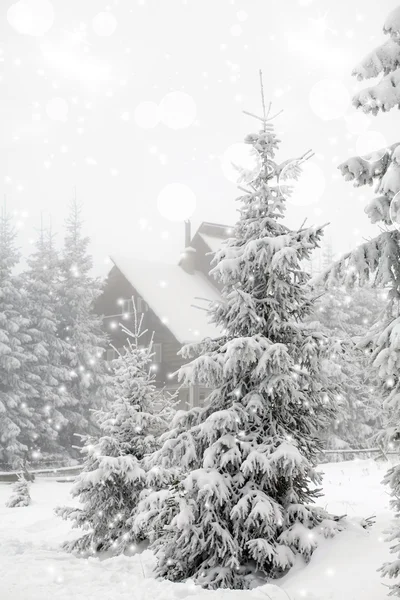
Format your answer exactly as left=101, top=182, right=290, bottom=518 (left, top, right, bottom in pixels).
left=299, top=218, right=307, bottom=230
left=266, top=108, right=284, bottom=122
left=238, top=185, right=254, bottom=195
left=259, top=69, right=267, bottom=124
left=298, top=149, right=315, bottom=164
left=242, top=110, right=268, bottom=123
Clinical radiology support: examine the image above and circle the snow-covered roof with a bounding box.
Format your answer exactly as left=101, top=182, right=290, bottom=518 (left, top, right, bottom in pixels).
left=200, top=233, right=226, bottom=254
left=110, top=255, right=221, bottom=344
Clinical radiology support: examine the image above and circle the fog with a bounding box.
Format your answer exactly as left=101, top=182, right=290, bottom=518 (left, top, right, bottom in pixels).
left=1, top=0, right=398, bottom=274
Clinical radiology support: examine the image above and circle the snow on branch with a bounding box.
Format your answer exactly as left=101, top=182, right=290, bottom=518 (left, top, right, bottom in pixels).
left=353, top=68, right=400, bottom=114
left=313, top=231, right=400, bottom=289
left=338, top=144, right=398, bottom=187
left=379, top=145, right=400, bottom=198
left=364, top=195, right=392, bottom=226
left=384, top=6, right=400, bottom=42
left=352, top=39, right=400, bottom=81
left=352, top=7, right=400, bottom=81
left=338, top=144, right=400, bottom=228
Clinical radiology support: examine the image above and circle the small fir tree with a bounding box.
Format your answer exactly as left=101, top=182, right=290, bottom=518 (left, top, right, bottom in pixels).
left=56, top=308, right=171, bottom=556
left=133, top=74, right=339, bottom=590
left=321, top=240, right=335, bottom=271
left=6, top=473, right=31, bottom=507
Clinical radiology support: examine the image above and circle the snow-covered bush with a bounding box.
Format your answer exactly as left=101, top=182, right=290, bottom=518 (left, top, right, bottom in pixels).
left=6, top=474, right=31, bottom=508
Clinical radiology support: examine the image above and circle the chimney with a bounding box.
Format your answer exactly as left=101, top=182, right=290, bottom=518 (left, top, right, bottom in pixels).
left=184, top=219, right=191, bottom=247
left=179, top=221, right=196, bottom=274
left=179, top=246, right=196, bottom=274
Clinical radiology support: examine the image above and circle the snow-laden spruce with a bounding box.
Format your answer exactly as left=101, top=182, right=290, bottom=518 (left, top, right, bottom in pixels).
left=57, top=198, right=111, bottom=453
left=133, top=85, right=340, bottom=589
left=315, top=6, right=400, bottom=596
left=6, top=473, right=31, bottom=508
left=310, top=286, right=384, bottom=456
left=56, top=310, right=173, bottom=556
left=0, top=210, right=40, bottom=466
left=22, top=224, right=74, bottom=457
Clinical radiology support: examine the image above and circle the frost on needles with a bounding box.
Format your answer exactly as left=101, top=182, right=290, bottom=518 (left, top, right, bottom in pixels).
left=133, top=87, right=341, bottom=589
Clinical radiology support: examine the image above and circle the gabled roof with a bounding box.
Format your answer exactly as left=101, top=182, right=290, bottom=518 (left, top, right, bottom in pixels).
left=197, top=221, right=231, bottom=237
left=199, top=233, right=225, bottom=254
left=110, top=255, right=222, bottom=344
left=192, top=222, right=231, bottom=251
left=190, top=221, right=231, bottom=257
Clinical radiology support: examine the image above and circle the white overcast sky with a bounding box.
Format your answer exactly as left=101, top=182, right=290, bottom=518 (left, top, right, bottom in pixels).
left=1, top=0, right=399, bottom=274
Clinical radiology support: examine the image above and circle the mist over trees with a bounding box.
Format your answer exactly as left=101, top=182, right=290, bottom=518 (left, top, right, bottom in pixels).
left=0, top=200, right=110, bottom=468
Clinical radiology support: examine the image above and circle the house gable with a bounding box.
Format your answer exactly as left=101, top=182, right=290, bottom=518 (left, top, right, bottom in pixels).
left=96, top=265, right=182, bottom=387
left=189, top=221, right=230, bottom=289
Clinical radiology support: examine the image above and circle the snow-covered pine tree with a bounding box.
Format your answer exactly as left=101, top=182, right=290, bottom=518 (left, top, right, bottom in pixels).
left=58, top=197, right=111, bottom=453
left=315, top=6, right=400, bottom=594
left=56, top=308, right=171, bottom=556
left=310, top=286, right=384, bottom=455
left=133, top=74, right=339, bottom=590
left=321, top=239, right=335, bottom=271
left=0, top=208, right=39, bottom=466
left=22, top=222, right=73, bottom=457
left=6, top=473, right=31, bottom=508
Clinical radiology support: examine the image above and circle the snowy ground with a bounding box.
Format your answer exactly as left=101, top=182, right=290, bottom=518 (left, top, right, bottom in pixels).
left=0, top=459, right=396, bottom=600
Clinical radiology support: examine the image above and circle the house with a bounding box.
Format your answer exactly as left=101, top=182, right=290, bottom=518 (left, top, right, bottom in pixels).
left=96, top=221, right=231, bottom=409
left=186, top=221, right=233, bottom=290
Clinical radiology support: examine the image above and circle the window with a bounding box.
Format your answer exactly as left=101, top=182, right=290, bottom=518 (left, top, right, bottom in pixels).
left=137, top=297, right=148, bottom=313
left=178, top=388, right=190, bottom=410
left=120, top=297, right=147, bottom=314
left=199, top=390, right=207, bottom=404
left=122, top=298, right=134, bottom=314
left=197, top=388, right=211, bottom=407
left=153, top=343, right=162, bottom=363
left=106, top=348, right=118, bottom=362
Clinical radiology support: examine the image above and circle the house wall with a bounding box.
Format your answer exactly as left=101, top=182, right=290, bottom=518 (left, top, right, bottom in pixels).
left=190, top=223, right=229, bottom=292
left=191, top=234, right=220, bottom=289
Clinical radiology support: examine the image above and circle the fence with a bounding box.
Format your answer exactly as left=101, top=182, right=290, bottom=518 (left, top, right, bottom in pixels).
left=319, top=447, right=398, bottom=456
left=0, top=464, right=82, bottom=483
left=0, top=448, right=398, bottom=483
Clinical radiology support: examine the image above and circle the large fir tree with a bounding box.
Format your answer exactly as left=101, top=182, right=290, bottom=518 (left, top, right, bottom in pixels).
left=58, top=197, right=111, bottom=452
left=56, top=310, right=171, bottom=556
left=22, top=222, right=73, bottom=457
left=0, top=209, right=38, bottom=466
left=316, top=6, right=400, bottom=594
left=133, top=76, right=339, bottom=590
